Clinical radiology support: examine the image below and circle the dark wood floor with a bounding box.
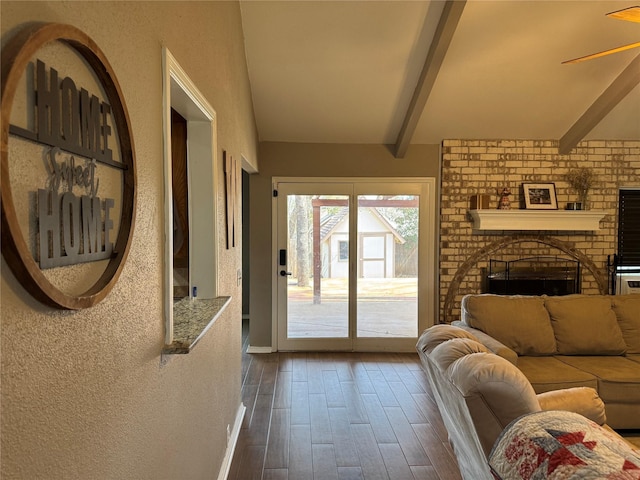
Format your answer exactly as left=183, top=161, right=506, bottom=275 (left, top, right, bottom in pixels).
left=228, top=322, right=463, bottom=480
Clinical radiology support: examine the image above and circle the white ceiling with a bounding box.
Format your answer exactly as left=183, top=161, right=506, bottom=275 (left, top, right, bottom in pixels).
left=240, top=1, right=640, bottom=153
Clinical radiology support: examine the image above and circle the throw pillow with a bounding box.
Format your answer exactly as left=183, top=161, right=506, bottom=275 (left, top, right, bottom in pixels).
left=545, top=295, right=627, bottom=355
left=612, top=294, right=640, bottom=354
left=462, top=295, right=557, bottom=355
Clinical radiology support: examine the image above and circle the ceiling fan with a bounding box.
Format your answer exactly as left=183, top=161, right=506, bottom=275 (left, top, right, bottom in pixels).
left=562, top=5, right=640, bottom=64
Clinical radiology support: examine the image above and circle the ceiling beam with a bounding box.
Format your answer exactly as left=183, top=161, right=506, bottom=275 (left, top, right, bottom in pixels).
left=559, top=53, right=640, bottom=155
left=394, top=0, right=466, bottom=158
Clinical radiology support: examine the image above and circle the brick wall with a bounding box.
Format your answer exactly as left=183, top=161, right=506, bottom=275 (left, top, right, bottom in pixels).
left=439, top=139, right=640, bottom=323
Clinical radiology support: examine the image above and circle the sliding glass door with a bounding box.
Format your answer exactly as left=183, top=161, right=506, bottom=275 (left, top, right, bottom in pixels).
left=274, top=179, right=435, bottom=351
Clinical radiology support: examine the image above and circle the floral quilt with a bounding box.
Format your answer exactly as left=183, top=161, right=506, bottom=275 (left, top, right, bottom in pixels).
left=489, top=410, right=640, bottom=479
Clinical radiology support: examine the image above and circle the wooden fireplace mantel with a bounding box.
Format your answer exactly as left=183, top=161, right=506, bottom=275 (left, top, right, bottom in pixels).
left=468, top=209, right=607, bottom=231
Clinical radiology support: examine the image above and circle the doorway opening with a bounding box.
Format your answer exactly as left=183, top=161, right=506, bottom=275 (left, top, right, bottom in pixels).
left=273, top=177, right=436, bottom=352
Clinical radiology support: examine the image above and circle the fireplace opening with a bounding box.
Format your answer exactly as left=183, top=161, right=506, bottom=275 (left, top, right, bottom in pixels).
left=484, top=256, right=581, bottom=296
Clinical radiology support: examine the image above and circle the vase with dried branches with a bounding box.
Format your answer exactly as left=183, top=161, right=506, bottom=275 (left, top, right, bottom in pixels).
left=565, top=167, right=595, bottom=210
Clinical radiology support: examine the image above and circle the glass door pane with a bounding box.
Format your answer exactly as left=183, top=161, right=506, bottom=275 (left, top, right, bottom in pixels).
left=356, top=195, right=419, bottom=338
left=286, top=194, right=350, bottom=339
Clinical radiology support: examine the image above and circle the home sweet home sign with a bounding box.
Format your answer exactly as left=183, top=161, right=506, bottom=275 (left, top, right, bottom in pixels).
left=1, top=23, right=136, bottom=309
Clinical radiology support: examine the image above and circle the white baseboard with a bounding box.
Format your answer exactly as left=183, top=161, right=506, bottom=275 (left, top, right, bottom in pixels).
left=217, top=402, right=246, bottom=480
left=246, top=345, right=273, bottom=354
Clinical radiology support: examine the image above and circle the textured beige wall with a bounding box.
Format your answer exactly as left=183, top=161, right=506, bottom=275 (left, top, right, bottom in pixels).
left=1, top=2, right=257, bottom=478
left=248, top=142, right=440, bottom=348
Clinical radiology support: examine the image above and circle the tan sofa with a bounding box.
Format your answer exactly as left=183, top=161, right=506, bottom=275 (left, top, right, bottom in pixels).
left=453, top=293, right=640, bottom=429
left=416, top=324, right=611, bottom=480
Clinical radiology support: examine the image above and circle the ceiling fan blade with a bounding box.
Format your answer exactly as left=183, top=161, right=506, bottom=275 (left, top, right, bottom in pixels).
left=607, top=6, right=640, bottom=23
left=562, top=41, right=640, bottom=64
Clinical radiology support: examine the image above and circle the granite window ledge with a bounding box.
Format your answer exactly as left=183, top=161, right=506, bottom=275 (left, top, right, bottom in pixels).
left=163, top=296, right=231, bottom=354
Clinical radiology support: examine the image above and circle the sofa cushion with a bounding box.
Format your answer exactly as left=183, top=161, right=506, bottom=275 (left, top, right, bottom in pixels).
left=612, top=294, right=640, bottom=353
left=545, top=295, right=627, bottom=355
left=448, top=353, right=541, bottom=442
left=431, top=338, right=489, bottom=372
left=461, top=294, right=556, bottom=355
left=517, top=356, right=598, bottom=393
left=416, top=324, right=478, bottom=356
left=556, top=356, right=640, bottom=404
left=626, top=354, right=640, bottom=365
left=452, top=322, right=519, bottom=366
left=536, top=387, right=606, bottom=426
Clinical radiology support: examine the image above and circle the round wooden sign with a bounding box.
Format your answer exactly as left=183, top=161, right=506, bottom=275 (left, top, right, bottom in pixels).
left=1, top=23, right=136, bottom=309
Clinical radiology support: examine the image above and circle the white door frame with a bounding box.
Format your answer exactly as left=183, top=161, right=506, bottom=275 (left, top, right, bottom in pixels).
left=272, top=177, right=437, bottom=352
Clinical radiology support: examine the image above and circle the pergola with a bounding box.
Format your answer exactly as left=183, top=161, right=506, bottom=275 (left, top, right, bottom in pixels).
left=310, top=197, right=418, bottom=303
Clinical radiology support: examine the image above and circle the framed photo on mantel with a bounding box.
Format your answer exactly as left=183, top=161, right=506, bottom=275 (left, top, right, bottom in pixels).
left=522, top=183, right=558, bottom=210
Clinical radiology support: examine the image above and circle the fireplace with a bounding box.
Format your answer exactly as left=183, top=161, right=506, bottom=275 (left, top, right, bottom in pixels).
left=484, top=256, right=581, bottom=296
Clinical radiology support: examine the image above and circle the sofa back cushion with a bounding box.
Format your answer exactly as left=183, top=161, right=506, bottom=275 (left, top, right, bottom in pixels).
left=448, top=352, right=541, bottom=456
left=612, top=294, right=640, bottom=353
left=545, top=295, right=627, bottom=355
left=461, top=294, right=557, bottom=355
left=416, top=324, right=478, bottom=356
left=431, top=338, right=489, bottom=372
